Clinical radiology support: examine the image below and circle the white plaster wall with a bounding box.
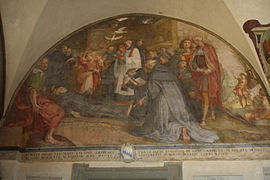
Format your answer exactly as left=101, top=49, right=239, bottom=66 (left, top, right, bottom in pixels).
left=224, top=0, right=270, bottom=92
left=0, top=160, right=18, bottom=180
left=15, top=161, right=164, bottom=179
left=225, top=0, right=270, bottom=25
left=17, top=162, right=73, bottom=180
left=1, top=0, right=269, bottom=114
left=0, top=0, right=48, bottom=112
left=183, top=160, right=270, bottom=180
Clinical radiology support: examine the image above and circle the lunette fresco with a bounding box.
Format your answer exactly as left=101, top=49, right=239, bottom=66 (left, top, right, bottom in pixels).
left=3, top=15, right=270, bottom=148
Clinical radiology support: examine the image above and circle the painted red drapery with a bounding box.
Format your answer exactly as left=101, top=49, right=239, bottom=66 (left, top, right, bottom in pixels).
left=191, top=44, right=222, bottom=108
left=6, top=85, right=65, bottom=134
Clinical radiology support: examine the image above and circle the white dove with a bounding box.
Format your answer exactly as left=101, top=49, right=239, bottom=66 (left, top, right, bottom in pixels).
left=115, top=27, right=128, bottom=34
left=105, top=32, right=123, bottom=41
left=142, top=18, right=153, bottom=24
left=117, top=17, right=129, bottom=22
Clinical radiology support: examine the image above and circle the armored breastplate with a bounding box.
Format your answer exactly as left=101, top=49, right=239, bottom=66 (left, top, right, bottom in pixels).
left=195, top=55, right=207, bottom=69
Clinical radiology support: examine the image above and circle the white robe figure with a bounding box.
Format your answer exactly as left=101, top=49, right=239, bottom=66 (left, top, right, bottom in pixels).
left=114, top=42, right=142, bottom=96
left=113, top=51, right=134, bottom=96
left=125, top=47, right=142, bottom=71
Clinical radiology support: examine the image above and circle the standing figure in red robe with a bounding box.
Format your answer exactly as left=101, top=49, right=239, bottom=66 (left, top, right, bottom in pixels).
left=190, top=36, right=222, bottom=126
left=6, top=58, right=65, bottom=147
left=76, top=52, right=100, bottom=94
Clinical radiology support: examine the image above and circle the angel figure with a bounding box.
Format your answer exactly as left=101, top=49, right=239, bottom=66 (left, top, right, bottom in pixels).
left=231, top=71, right=249, bottom=107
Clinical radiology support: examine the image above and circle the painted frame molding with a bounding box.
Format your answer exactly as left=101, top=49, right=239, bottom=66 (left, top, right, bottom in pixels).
left=243, top=20, right=270, bottom=76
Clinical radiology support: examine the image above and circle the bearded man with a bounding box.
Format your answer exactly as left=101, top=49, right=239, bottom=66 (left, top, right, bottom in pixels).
left=190, top=36, right=222, bottom=126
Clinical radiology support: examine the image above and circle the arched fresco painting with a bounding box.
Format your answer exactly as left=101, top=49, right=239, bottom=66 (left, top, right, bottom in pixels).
left=4, top=15, right=270, bottom=148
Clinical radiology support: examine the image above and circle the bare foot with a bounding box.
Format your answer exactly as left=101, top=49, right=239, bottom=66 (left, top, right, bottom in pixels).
left=45, top=136, right=60, bottom=144
left=200, top=120, right=206, bottom=127
left=244, top=113, right=253, bottom=123
left=182, top=128, right=190, bottom=142
left=210, top=113, right=216, bottom=120
left=71, top=111, right=81, bottom=118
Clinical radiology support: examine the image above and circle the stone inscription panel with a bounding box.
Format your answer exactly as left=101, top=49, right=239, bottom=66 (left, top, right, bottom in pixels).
left=21, top=150, right=121, bottom=162
left=136, top=147, right=270, bottom=161
left=20, top=146, right=270, bottom=162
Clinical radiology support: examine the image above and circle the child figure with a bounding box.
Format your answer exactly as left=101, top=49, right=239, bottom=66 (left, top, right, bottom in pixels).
left=232, top=72, right=249, bottom=107
left=177, top=60, right=189, bottom=80
left=77, top=52, right=100, bottom=94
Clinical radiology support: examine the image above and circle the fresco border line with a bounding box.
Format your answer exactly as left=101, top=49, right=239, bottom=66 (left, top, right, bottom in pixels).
left=134, top=142, right=270, bottom=150
left=0, top=146, right=22, bottom=151
left=0, top=142, right=269, bottom=153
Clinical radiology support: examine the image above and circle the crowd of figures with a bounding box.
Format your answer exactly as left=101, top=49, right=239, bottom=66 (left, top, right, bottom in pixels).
left=6, top=35, right=228, bottom=146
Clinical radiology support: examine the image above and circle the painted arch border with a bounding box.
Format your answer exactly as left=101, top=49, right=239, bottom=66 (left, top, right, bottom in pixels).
left=0, top=13, right=6, bottom=119
left=2, top=13, right=270, bottom=153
